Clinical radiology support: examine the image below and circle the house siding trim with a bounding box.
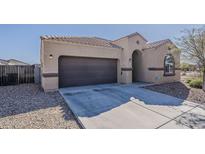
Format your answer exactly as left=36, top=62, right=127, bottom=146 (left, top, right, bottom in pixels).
left=42, top=73, right=58, bottom=77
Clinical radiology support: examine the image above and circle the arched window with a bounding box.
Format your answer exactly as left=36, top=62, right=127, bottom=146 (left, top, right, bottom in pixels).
left=164, top=54, right=175, bottom=76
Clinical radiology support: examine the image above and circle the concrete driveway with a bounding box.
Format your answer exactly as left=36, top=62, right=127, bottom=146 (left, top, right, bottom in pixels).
left=59, top=84, right=204, bottom=129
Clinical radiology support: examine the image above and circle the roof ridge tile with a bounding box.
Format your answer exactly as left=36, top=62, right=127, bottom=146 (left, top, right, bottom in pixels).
left=41, top=35, right=122, bottom=49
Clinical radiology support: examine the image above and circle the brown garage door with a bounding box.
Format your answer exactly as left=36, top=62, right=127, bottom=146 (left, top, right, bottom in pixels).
left=59, top=56, right=117, bottom=88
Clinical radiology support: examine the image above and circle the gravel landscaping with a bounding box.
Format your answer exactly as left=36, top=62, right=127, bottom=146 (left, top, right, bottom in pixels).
left=0, top=84, right=80, bottom=129
left=144, top=82, right=205, bottom=104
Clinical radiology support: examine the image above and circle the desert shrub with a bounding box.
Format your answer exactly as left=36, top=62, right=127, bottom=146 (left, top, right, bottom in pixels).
left=181, top=72, right=186, bottom=76
left=188, top=79, right=203, bottom=89
left=186, top=78, right=192, bottom=84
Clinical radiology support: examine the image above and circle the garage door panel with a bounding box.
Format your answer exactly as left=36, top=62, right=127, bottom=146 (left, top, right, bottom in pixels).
left=59, top=56, right=117, bottom=88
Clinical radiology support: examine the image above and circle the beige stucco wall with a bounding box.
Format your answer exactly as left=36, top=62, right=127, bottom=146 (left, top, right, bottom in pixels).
left=135, top=43, right=180, bottom=83
left=41, top=34, right=180, bottom=91
left=112, top=35, right=180, bottom=84
left=41, top=40, right=123, bottom=91
left=112, top=35, right=147, bottom=83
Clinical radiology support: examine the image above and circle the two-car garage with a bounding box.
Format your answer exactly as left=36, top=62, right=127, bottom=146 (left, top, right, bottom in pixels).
left=58, top=56, right=118, bottom=88
left=41, top=36, right=123, bottom=91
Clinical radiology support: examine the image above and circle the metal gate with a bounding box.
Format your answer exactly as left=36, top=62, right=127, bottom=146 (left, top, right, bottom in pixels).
left=0, top=65, right=34, bottom=86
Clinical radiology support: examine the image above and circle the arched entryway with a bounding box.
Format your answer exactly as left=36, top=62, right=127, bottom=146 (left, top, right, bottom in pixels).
left=132, top=50, right=142, bottom=82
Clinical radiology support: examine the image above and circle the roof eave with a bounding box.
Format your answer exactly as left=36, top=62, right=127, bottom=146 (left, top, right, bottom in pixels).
left=143, top=39, right=175, bottom=50
left=112, top=32, right=148, bottom=42
left=43, top=39, right=122, bottom=50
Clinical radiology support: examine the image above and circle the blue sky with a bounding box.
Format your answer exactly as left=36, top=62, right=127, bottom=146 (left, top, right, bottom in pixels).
left=0, top=24, right=203, bottom=64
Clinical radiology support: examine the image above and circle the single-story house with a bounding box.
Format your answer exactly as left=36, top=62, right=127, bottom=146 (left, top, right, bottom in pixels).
left=0, top=59, right=8, bottom=65
left=0, top=59, right=29, bottom=65
left=40, top=32, right=180, bottom=91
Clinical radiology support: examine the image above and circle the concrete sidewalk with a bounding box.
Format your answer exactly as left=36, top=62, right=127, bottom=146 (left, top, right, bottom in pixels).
left=59, top=84, right=204, bottom=129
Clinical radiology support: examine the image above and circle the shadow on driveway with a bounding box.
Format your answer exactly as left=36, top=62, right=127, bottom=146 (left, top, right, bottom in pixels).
left=61, top=84, right=185, bottom=118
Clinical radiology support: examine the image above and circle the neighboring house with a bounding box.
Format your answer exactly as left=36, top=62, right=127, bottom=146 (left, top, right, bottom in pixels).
left=41, top=32, right=180, bottom=91
left=0, top=59, right=29, bottom=65
left=0, top=59, right=8, bottom=65
left=7, top=59, right=29, bottom=65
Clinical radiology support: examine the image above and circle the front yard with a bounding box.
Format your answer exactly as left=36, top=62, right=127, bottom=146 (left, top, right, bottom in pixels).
left=0, top=84, right=80, bottom=129
left=143, top=80, right=205, bottom=129
left=144, top=81, right=205, bottom=104
left=1, top=80, right=205, bottom=129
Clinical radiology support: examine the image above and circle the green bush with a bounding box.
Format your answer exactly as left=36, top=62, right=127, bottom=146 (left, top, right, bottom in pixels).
left=188, top=79, right=203, bottom=89
left=186, top=78, right=192, bottom=84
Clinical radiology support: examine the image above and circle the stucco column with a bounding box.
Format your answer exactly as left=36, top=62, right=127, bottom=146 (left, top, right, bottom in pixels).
left=121, top=52, right=132, bottom=84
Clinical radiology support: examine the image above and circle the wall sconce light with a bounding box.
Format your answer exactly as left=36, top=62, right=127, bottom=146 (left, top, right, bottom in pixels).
left=49, top=54, right=53, bottom=59
left=129, top=58, right=132, bottom=62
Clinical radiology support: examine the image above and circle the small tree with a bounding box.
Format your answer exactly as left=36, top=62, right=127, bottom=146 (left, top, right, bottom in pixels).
left=180, top=63, right=190, bottom=72
left=189, top=64, right=197, bottom=72
left=177, top=27, right=205, bottom=91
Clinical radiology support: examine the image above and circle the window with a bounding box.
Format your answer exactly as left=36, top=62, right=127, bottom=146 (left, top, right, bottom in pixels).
left=164, top=54, right=175, bottom=76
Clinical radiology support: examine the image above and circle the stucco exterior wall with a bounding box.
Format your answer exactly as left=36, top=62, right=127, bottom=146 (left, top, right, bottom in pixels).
left=41, top=34, right=181, bottom=91
left=137, top=43, right=180, bottom=83
left=41, top=40, right=123, bottom=91
left=112, top=37, right=130, bottom=83
left=112, top=35, right=147, bottom=83
left=112, top=36, right=180, bottom=84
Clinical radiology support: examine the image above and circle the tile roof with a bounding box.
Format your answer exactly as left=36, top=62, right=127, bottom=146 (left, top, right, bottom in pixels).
left=113, top=32, right=148, bottom=42
left=40, top=34, right=173, bottom=50
left=0, top=59, right=8, bottom=65
left=41, top=35, right=122, bottom=49
left=144, top=39, right=172, bottom=49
